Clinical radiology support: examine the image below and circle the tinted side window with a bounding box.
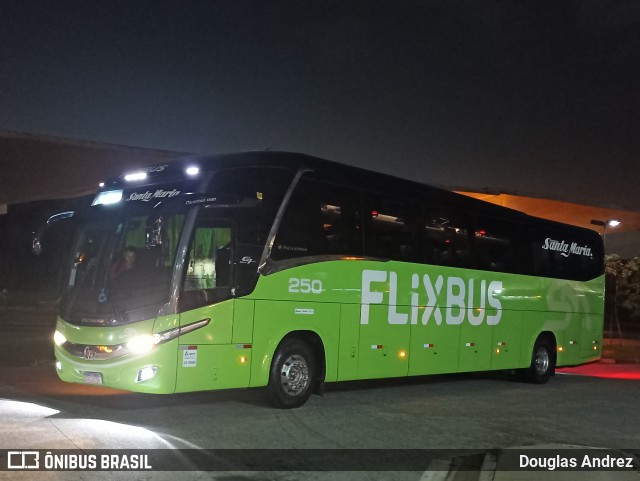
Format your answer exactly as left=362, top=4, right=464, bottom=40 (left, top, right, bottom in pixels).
left=472, top=216, right=516, bottom=273
left=272, top=179, right=362, bottom=260
left=422, top=208, right=471, bottom=268
left=209, top=167, right=294, bottom=248
left=364, top=194, right=420, bottom=262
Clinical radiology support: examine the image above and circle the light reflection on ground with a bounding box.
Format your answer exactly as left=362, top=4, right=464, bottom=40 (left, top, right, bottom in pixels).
left=0, top=398, right=193, bottom=450
left=557, top=363, right=640, bottom=381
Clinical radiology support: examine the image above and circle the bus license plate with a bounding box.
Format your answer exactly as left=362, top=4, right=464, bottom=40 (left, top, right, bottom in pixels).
left=83, top=372, right=103, bottom=384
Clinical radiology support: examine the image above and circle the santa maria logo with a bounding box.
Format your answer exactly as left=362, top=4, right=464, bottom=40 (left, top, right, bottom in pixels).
left=126, top=189, right=181, bottom=202
left=542, top=238, right=593, bottom=258
left=360, top=269, right=503, bottom=326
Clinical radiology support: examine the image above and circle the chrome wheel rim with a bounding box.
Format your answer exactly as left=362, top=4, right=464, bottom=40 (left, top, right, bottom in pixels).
left=534, top=347, right=550, bottom=376
left=280, top=354, right=310, bottom=396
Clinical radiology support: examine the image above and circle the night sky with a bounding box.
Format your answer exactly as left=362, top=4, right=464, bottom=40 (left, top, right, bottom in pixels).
left=1, top=1, right=639, bottom=210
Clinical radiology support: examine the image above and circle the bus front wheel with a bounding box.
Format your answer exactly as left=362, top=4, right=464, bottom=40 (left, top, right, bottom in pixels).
left=267, top=338, right=316, bottom=409
left=521, top=337, right=555, bottom=384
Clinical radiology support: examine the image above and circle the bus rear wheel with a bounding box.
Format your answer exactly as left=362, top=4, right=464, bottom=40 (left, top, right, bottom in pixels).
left=267, top=338, right=316, bottom=409
left=521, top=337, right=555, bottom=384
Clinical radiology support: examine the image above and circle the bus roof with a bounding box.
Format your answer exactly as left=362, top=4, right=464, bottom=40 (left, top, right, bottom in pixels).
left=100, top=150, right=601, bottom=242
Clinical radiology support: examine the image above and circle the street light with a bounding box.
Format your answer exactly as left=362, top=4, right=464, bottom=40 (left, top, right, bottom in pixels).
left=607, top=219, right=621, bottom=228
left=590, top=218, right=621, bottom=254
left=591, top=219, right=623, bottom=341
left=590, top=218, right=622, bottom=237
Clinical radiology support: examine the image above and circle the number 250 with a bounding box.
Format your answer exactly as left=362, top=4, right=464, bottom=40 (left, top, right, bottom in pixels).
left=289, top=278, right=323, bottom=294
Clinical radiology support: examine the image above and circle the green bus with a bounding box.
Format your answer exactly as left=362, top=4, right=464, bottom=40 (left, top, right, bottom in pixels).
left=51, top=152, right=604, bottom=408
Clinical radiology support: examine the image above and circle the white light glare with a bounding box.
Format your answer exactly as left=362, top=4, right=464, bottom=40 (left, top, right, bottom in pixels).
left=124, top=172, right=148, bottom=182
left=1, top=400, right=60, bottom=419
left=91, top=190, right=123, bottom=206
left=126, top=323, right=205, bottom=355
left=53, top=330, right=67, bottom=346
left=126, top=335, right=159, bottom=354
left=607, top=219, right=621, bottom=228
left=99, top=182, right=105, bottom=188
left=185, top=166, right=200, bottom=176
left=136, top=366, right=158, bottom=383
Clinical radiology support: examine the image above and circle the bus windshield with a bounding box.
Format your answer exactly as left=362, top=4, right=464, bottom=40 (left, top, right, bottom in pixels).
left=59, top=166, right=296, bottom=326
left=60, top=203, right=188, bottom=326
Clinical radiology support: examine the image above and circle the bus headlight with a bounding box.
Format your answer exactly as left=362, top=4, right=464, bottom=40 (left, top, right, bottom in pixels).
left=126, top=335, right=158, bottom=354
left=125, top=319, right=211, bottom=354
left=54, top=331, right=67, bottom=346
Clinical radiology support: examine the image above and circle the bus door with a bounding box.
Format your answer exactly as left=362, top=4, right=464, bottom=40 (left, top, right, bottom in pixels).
left=175, top=219, right=243, bottom=392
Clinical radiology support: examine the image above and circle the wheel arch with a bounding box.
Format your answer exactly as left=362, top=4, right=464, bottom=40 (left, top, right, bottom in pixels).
left=536, top=330, right=558, bottom=365
left=517, top=330, right=558, bottom=383
left=251, top=328, right=327, bottom=388
left=521, top=329, right=558, bottom=368
left=277, top=330, right=326, bottom=384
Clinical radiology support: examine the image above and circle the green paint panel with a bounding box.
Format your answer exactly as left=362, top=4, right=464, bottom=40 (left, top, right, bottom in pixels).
left=409, top=315, right=460, bottom=375
left=337, top=304, right=360, bottom=381
left=175, top=344, right=251, bottom=392
left=458, top=321, right=493, bottom=372
left=358, top=304, right=410, bottom=379
left=233, top=299, right=254, bottom=343
left=179, top=300, right=234, bottom=345
left=491, top=311, right=523, bottom=370
left=562, top=316, right=582, bottom=364
left=251, top=299, right=340, bottom=387
left=580, top=313, right=603, bottom=360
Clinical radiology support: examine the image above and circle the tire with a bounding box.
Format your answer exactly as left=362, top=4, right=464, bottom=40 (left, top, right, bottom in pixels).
left=267, top=338, right=316, bottom=409
left=520, top=337, right=555, bottom=384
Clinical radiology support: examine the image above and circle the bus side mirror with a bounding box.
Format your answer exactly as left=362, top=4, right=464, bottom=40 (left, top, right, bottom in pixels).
left=31, top=211, right=75, bottom=255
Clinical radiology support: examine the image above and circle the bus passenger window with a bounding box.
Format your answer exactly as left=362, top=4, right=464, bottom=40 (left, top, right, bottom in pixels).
left=272, top=179, right=362, bottom=261
left=471, top=217, right=515, bottom=273
left=422, top=212, right=470, bottom=268
left=365, top=195, right=419, bottom=262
